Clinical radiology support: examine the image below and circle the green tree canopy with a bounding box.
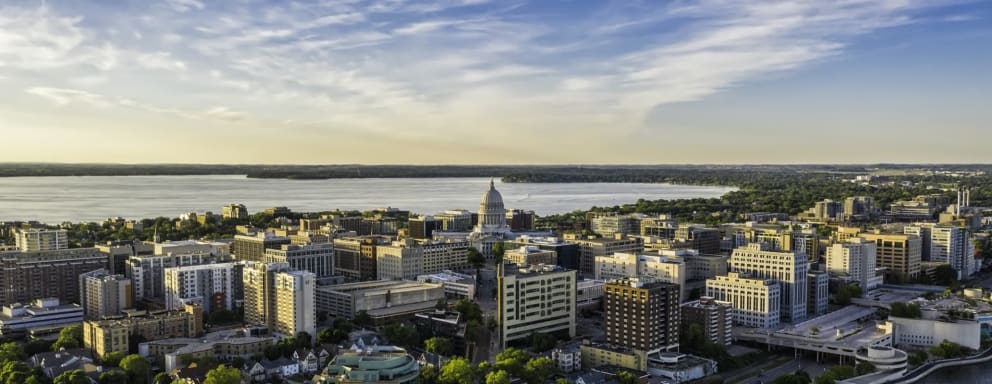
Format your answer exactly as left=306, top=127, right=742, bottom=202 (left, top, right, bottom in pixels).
left=99, top=370, right=128, bottom=384
left=523, top=357, right=556, bottom=384
left=54, top=369, right=89, bottom=384
left=616, top=371, right=639, bottom=384
left=439, top=357, right=475, bottom=384
left=203, top=365, right=242, bottom=384
left=52, top=325, right=83, bottom=351
left=119, top=354, right=151, bottom=384
left=485, top=370, right=511, bottom=384
left=102, top=352, right=127, bottom=367
left=467, top=247, right=485, bottom=269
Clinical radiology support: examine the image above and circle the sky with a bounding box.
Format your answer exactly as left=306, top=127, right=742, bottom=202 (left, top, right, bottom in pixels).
left=0, top=0, right=990, bottom=164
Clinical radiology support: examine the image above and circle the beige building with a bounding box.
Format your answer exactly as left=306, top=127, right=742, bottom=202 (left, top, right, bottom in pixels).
left=222, top=203, right=248, bottom=220
left=14, top=228, right=68, bottom=252
left=376, top=239, right=469, bottom=280
left=498, top=264, right=576, bottom=348
left=826, top=238, right=880, bottom=292
left=682, top=297, right=733, bottom=346
left=595, top=252, right=687, bottom=302
left=242, top=262, right=316, bottom=337
left=264, top=243, right=335, bottom=278
left=705, top=272, right=780, bottom=329
left=564, top=234, right=643, bottom=276
left=140, top=330, right=273, bottom=372
left=860, top=233, right=922, bottom=281
left=503, top=246, right=557, bottom=266
left=83, top=305, right=203, bottom=358
left=79, top=269, right=133, bottom=320
left=730, top=243, right=809, bottom=323
left=316, top=280, right=444, bottom=322
left=580, top=342, right=648, bottom=371
left=164, top=263, right=239, bottom=314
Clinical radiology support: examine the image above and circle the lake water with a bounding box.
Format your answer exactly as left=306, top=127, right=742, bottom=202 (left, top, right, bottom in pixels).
left=0, top=176, right=736, bottom=223
left=920, top=364, right=992, bottom=384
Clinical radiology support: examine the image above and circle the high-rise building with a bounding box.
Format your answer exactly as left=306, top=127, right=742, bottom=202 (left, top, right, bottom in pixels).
left=826, top=238, right=879, bottom=292
left=604, top=278, right=679, bottom=353
left=376, top=239, right=469, bottom=280
left=504, top=246, right=557, bottom=266
left=164, top=263, right=241, bottom=313
left=905, top=224, right=974, bottom=278
left=729, top=243, right=809, bottom=323
left=408, top=216, right=437, bottom=239
left=79, top=269, right=133, bottom=320
left=97, top=240, right=154, bottom=275
left=498, top=264, right=576, bottom=348
left=0, top=248, right=108, bottom=307
left=332, top=236, right=389, bottom=281
left=807, top=271, right=829, bottom=317
left=264, top=243, right=335, bottom=278
left=273, top=270, right=317, bottom=338
left=674, top=225, right=722, bottom=255
left=222, top=203, right=248, bottom=220
left=506, top=209, right=535, bottom=231
left=242, top=262, right=316, bottom=338
left=705, top=272, right=781, bottom=329
left=681, top=297, right=733, bottom=346
left=591, top=214, right=642, bottom=237
left=13, top=228, right=68, bottom=252
left=564, top=234, right=643, bottom=276
left=595, top=252, right=686, bottom=302
left=844, top=197, right=875, bottom=220
left=435, top=210, right=473, bottom=232
left=232, top=233, right=292, bottom=262
left=860, top=233, right=922, bottom=281
left=126, top=252, right=213, bottom=302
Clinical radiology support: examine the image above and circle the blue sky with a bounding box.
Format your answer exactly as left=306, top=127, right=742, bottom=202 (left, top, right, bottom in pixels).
left=0, top=0, right=989, bottom=164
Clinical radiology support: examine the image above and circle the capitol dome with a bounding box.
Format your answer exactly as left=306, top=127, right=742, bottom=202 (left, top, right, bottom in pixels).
left=477, top=179, right=508, bottom=232
left=480, top=179, right=505, bottom=211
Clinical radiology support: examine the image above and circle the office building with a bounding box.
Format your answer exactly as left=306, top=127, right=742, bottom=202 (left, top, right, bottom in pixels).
left=905, top=224, right=975, bottom=278
left=576, top=279, right=606, bottom=310
left=333, top=236, right=389, bottom=281
left=860, top=232, right=922, bottom=281
left=0, top=298, right=83, bottom=337
left=804, top=199, right=843, bottom=222
left=232, top=233, right=291, bottom=262
left=509, top=236, right=580, bottom=271
left=844, top=196, right=876, bottom=220
left=498, top=264, right=576, bottom=348
left=435, top=210, right=473, bottom=232
left=408, top=216, right=436, bottom=239
left=126, top=252, right=214, bottom=302
left=595, top=252, right=686, bottom=302
left=154, top=240, right=230, bottom=258
left=681, top=297, right=733, bottom=346
left=674, top=225, right=722, bottom=255
left=826, top=238, right=880, bottom=292
left=83, top=305, right=203, bottom=358
left=705, top=272, right=780, bottom=329
left=506, top=209, right=535, bottom=231
left=807, top=271, right=829, bottom=317
left=222, top=203, right=248, bottom=220
left=376, top=239, right=469, bottom=280
left=242, top=262, right=316, bottom=337
left=504, top=245, right=557, bottom=266
left=79, top=269, right=133, bottom=320
left=264, top=243, right=335, bottom=278
left=316, top=280, right=444, bottom=322
left=14, top=228, right=68, bottom=252
left=0, top=248, right=108, bottom=307
left=604, top=278, right=680, bottom=353
left=163, top=263, right=241, bottom=314
left=564, top=233, right=643, bottom=276
left=416, top=271, right=476, bottom=299
left=97, top=240, right=154, bottom=275
left=591, top=214, right=642, bottom=237
left=729, top=243, right=809, bottom=323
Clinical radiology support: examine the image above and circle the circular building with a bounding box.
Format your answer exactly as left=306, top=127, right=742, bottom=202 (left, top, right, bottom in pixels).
left=855, top=346, right=908, bottom=372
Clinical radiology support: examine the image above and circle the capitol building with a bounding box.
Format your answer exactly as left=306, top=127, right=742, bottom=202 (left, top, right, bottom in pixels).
left=435, top=179, right=549, bottom=259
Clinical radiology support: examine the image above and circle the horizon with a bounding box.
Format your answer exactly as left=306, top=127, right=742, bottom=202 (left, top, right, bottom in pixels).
left=2, top=1, right=990, bottom=163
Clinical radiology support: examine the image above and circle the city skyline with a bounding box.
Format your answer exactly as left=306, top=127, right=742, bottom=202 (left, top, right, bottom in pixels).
left=1, top=0, right=990, bottom=164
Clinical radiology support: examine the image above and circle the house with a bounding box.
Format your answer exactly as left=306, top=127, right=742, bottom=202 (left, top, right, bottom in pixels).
left=29, top=349, right=99, bottom=380
left=293, top=347, right=331, bottom=374
left=245, top=358, right=300, bottom=382
left=416, top=351, right=449, bottom=370
left=171, top=363, right=218, bottom=384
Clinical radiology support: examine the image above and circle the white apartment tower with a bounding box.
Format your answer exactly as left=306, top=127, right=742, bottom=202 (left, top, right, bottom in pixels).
left=729, top=243, right=809, bottom=323
left=164, top=263, right=238, bottom=313
left=826, top=238, right=879, bottom=292
left=905, top=224, right=975, bottom=278
left=498, top=264, right=576, bottom=348
left=594, top=252, right=687, bottom=302
left=14, top=228, right=68, bottom=252
left=705, top=272, right=781, bottom=329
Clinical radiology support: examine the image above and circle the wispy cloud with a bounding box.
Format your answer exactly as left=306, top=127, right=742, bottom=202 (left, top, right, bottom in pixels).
left=136, top=52, right=187, bottom=72
left=26, top=87, right=114, bottom=108
left=165, top=0, right=205, bottom=13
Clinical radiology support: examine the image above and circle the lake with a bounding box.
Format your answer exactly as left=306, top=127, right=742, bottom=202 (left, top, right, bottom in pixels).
left=0, top=176, right=736, bottom=223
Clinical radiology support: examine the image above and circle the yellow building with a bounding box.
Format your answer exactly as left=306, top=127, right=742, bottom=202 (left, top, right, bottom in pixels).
left=84, top=304, right=202, bottom=358
left=860, top=232, right=922, bottom=280
left=580, top=342, right=648, bottom=371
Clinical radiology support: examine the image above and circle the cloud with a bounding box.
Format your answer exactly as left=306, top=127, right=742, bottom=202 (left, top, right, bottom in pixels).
left=136, top=52, right=187, bottom=72
left=203, top=107, right=246, bottom=122
left=26, top=87, right=114, bottom=108
left=165, top=0, right=205, bottom=12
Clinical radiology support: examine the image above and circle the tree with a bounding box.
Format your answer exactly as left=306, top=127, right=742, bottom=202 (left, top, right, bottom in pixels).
left=467, top=247, right=485, bottom=269
left=485, top=370, right=511, bottom=384
left=99, top=370, right=128, bottom=384
left=523, top=357, right=556, bottom=384
left=353, top=311, right=373, bottom=328
left=439, top=358, right=475, bottom=384
left=52, top=325, right=83, bottom=351
left=492, top=242, right=506, bottom=264
left=154, top=372, right=172, bottom=384
left=0, top=343, right=25, bottom=362
left=317, top=311, right=329, bottom=323
left=203, top=365, right=242, bottom=384
left=815, top=365, right=856, bottom=384
left=933, top=264, right=958, bottom=286
left=494, top=348, right=529, bottom=378
left=102, top=351, right=127, bottom=367
left=23, top=339, right=54, bottom=356
left=436, top=298, right=448, bottom=311
left=453, top=300, right=482, bottom=323
left=856, top=362, right=876, bottom=376
left=295, top=331, right=313, bottom=348
left=529, top=332, right=557, bottom=352
left=419, top=366, right=438, bottom=384
left=615, top=371, right=639, bottom=384
left=54, top=370, right=89, bottom=384
left=890, top=302, right=922, bottom=319
left=119, top=354, right=151, bottom=384
left=556, top=378, right=571, bottom=384
left=772, top=371, right=811, bottom=384
left=425, top=337, right=454, bottom=365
